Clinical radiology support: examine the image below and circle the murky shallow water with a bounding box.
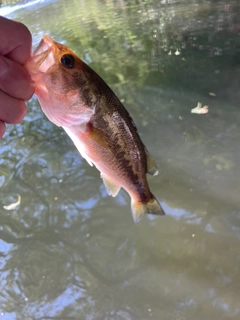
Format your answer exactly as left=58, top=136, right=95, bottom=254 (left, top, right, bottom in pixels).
left=0, top=0, right=240, bottom=319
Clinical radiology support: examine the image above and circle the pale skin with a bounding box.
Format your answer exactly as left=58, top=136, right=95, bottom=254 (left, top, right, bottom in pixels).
left=0, top=16, right=34, bottom=138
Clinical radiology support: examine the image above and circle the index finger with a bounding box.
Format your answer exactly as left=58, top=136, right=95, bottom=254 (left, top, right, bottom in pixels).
left=0, top=16, right=32, bottom=64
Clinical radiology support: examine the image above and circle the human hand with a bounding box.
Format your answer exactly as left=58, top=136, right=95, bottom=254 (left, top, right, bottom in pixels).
left=0, top=16, right=34, bottom=139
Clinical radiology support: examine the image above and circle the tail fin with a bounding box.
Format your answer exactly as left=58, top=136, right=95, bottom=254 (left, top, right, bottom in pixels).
left=131, top=196, right=165, bottom=223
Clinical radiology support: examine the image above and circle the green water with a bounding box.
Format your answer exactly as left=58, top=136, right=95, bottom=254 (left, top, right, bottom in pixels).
left=0, top=0, right=240, bottom=319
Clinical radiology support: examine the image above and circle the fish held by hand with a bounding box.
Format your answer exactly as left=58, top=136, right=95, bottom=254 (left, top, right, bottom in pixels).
left=25, top=35, right=165, bottom=223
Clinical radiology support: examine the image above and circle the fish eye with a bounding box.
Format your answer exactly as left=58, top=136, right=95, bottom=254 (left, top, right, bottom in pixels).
left=61, top=54, right=75, bottom=68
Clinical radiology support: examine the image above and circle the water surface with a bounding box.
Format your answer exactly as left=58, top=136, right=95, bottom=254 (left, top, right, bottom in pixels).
left=0, top=0, right=240, bottom=319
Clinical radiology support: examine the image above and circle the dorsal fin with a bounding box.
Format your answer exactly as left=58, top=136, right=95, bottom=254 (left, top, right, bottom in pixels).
left=145, top=149, right=158, bottom=176
left=101, top=174, right=121, bottom=197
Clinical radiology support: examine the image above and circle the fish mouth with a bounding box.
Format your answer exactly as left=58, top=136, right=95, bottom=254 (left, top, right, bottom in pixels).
left=26, top=35, right=55, bottom=75
left=33, top=35, right=54, bottom=56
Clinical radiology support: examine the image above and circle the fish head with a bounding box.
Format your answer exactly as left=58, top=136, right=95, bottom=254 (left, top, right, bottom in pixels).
left=25, top=35, right=95, bottom=128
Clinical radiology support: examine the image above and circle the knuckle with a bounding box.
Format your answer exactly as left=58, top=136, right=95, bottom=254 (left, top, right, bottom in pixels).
left=16, top=22, right=32, bottom=44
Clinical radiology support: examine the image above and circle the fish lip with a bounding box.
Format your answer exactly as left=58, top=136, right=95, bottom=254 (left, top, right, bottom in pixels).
left=33, top=35, right=54, bottom=56
left=25, top=35, right=55, bottom=75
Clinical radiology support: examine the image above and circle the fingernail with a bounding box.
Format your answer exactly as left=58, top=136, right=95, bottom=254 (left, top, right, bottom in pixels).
left=0, top=56, right=9, bottom=77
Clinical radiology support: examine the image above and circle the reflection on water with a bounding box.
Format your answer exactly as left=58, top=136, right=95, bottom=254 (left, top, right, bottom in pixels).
left=0, top=0, right=240, bottom=319
left=0, top=0, right=46, bottom=16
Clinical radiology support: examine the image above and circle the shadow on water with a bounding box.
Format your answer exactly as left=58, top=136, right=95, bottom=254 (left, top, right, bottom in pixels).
left=0, top=0, right=240, bottom=319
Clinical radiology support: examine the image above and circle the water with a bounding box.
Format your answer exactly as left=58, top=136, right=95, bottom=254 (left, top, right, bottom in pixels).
left=0, top=0, right=240, bottom=319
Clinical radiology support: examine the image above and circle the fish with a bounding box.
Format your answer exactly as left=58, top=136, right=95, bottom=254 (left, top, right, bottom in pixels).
left=25, top=35, right=165, bottom=223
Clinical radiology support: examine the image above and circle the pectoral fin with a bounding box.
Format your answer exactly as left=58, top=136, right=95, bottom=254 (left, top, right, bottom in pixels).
left=145, top=149, right=158, bottom=176
left=63, top=126, right=94, bottom=166
left=101, top=174, right=121, bottom=197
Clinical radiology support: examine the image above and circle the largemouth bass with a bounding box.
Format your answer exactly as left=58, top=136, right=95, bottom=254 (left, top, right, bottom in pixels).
left=26, top=35, right=165, bottom=222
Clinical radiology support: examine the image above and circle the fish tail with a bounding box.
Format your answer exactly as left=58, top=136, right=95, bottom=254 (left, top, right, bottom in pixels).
left=131, top=195, right=165, bottom=223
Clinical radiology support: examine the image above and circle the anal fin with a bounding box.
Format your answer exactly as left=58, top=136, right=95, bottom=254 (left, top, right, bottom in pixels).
left=145, top=149, right=158, bottom=176
left=101, top=174, right=121, bottom=197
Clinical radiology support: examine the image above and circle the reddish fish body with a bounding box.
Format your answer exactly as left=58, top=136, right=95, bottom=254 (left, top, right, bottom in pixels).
left=26, top=35, right=165, bottom=222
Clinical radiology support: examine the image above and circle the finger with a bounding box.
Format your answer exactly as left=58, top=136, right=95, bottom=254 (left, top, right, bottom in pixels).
left=0, top=121, right=6, bottom=139
left=0, top=16, right=32, bottom=64
left=0, top=55, right=34, bottom=100
left=0, top=90, right=27, bottom=124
